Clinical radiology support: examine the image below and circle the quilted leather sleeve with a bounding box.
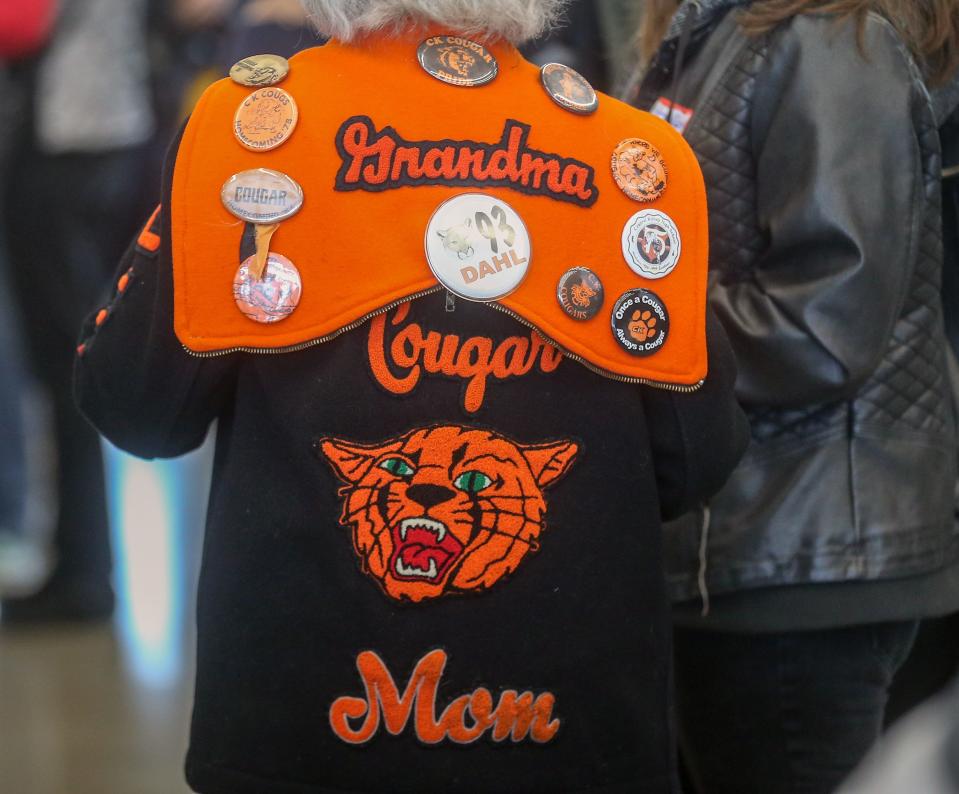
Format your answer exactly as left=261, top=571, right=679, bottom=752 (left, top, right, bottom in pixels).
left=710, top=14, right=924, bottom=408
left=641, top=309, right=750, bottom=521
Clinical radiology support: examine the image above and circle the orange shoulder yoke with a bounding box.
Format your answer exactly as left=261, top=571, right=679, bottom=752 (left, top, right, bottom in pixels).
left=172, top=32, right=708, bottom=385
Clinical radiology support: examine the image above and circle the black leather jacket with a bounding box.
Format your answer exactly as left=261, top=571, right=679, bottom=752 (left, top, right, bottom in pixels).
left=637, top=3, right=959, bottom=613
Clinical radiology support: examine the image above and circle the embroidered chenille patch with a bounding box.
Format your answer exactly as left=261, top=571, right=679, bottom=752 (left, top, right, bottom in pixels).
left=315, top=424, right=579, bottom=603
left=334, top=116, right=599, bottom=207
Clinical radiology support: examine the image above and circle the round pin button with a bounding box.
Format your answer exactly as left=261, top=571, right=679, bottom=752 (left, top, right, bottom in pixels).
left=540, top=63, right=598, bottom=115
left=229, top=54, right=290, bottom=87
left=611, top=289, right=669, bottom=357
left=557, top=267, right=604, bottom=321
left=621, top=209, right=681, bottom=279
left=417, top=35, right=498, bottom=87
left=611, top=138, right=668, bottom=202
left=234, top=87, right=298, bottom=152
left=425, top=193, right=531, bottom=302
left=233, top=253, right=302, bottom=323
left=221, top=169, right=304, bottom=224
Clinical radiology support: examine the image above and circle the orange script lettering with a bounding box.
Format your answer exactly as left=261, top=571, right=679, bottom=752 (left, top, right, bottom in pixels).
left=368, top=302, right=563, bottom=413
left=330, top=649, right=561, bottom=745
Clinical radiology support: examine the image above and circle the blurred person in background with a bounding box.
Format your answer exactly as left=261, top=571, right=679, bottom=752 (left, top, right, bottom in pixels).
left=1, top=0, right=156, bottom=624
left=838, top=676, right=959, bottom=794
left=522, top=0, right=609, bottom=91
left=0, top=0, right=58, bottom=592
left=220, top=0, right=321, bottom=65
left=629, top=1, right=959, bottom=793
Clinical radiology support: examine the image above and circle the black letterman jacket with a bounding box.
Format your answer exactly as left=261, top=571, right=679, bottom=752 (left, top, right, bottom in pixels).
left=74, top=129, right=748, bottom=793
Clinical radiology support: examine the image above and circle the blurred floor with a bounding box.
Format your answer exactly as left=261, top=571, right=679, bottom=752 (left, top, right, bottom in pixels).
left=0, top=625, right=193, bottom=794
left=0, top=434, right=213, bottom=794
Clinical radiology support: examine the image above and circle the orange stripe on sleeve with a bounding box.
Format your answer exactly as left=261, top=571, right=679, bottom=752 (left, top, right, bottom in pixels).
left=137, top=205, right=162, bottom=252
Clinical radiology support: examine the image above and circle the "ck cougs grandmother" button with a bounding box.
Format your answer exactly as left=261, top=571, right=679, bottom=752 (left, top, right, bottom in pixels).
left=425, top=193, right=531, bottom=301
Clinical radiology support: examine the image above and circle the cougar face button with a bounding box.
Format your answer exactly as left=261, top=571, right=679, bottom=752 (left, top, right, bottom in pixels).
left=233, top=253, right=302, bottom=323
left=233, top=87, right=298, bottom=151
left=229, top=54, right=290, bottom=87
left=621, top=209, right=681, bottom=279
left=557, top=267, right=604, bottom=320
left=540, top=63, right=598, bottom=115
left=611, top=289, right=669, bottom=357
left=425, top=193, right=530, bottom=301
left=417, top=35, right=498, bottom=87
left=221, top=169, right=304, bottom=224
left=612, top=138, right=668, bottom=202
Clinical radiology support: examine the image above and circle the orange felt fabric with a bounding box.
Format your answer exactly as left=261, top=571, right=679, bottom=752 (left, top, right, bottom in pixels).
left=171, top=31, right=708, bottom=384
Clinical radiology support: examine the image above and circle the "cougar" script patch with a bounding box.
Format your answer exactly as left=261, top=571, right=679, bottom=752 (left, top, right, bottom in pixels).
left=334, top=116, right=598, bottom=207
left=368, top=302, right=563, bottom=413
left=330, top=649, right=561, bottom=745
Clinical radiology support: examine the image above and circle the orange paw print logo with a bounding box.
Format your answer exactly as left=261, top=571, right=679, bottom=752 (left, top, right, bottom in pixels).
left=628, top=310, right=657, bottom=343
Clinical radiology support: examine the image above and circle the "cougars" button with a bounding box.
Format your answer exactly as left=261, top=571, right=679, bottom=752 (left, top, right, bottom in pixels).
left=540, top=63, right=598, bottom=115
left=611, top=138, right=668, bottom=202
left=229, top=54, right=290, bottom=87
left=233, top=252, right=302, bottom=323
left=234, top=87, right=298, bottom=151
left=621, top=209, right=681, bottom=279
left=611, top=289, right=669, bottom=357
left=425, top=193, right=531, bottom=301
left=557, top=267, right=604, bottom=320
left=221, top=168, right=304, bottom=224
left=417, top=35, right=498, bottom=87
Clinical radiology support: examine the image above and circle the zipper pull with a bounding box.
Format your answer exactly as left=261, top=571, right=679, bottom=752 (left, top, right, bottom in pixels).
left=445, top=291, right=456, bottom=313
left=697, top=505, right=711, bottom=618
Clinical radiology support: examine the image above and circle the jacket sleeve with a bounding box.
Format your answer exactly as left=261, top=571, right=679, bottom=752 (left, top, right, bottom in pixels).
left=74, top=129, right=238, bottom=459
left=641, top=309, right=750, bottom=521
left=709, top=14, right=924, bottom=407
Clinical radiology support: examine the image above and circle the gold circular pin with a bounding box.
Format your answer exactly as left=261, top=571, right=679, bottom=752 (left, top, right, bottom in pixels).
left=233, top=87, right=299, bottom=152
left=229, top=54, right=290, bottom=87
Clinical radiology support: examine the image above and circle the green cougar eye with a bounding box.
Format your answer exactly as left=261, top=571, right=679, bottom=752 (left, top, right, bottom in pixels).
left=379, top=458, right=415, bottom=478
left=454, top=471, right=493, bottom=493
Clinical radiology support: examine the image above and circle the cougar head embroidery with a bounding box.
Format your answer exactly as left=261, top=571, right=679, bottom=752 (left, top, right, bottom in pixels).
left=317, top=426, right=579, bottom=603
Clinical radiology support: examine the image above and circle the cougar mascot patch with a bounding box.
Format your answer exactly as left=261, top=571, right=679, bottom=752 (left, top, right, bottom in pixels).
left=317, top=425, right=579, bottom=602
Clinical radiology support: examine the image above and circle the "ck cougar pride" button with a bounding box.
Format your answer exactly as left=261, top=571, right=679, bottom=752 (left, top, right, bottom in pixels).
left=425, top=193, right=531, bottom=301
left=417, top=35, right=499, bottom=87
left=611, top=289, right=669, bottom=357
left=621, top=209, right=681, bottom=279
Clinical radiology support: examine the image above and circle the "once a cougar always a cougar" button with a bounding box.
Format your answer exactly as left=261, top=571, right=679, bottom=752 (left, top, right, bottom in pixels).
left=611, top=288, right=669, bottom=357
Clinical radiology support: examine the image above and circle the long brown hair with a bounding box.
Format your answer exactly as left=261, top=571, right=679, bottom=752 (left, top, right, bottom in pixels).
left=639, top=0, right=959, bottom=85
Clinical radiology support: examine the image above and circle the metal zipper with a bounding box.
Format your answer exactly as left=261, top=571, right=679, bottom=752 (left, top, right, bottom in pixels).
left=184, top=291, right=705, bottom=394
left=484, top=301, right=704, bottom=393
left=182, top=286, right=444, bottom=358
